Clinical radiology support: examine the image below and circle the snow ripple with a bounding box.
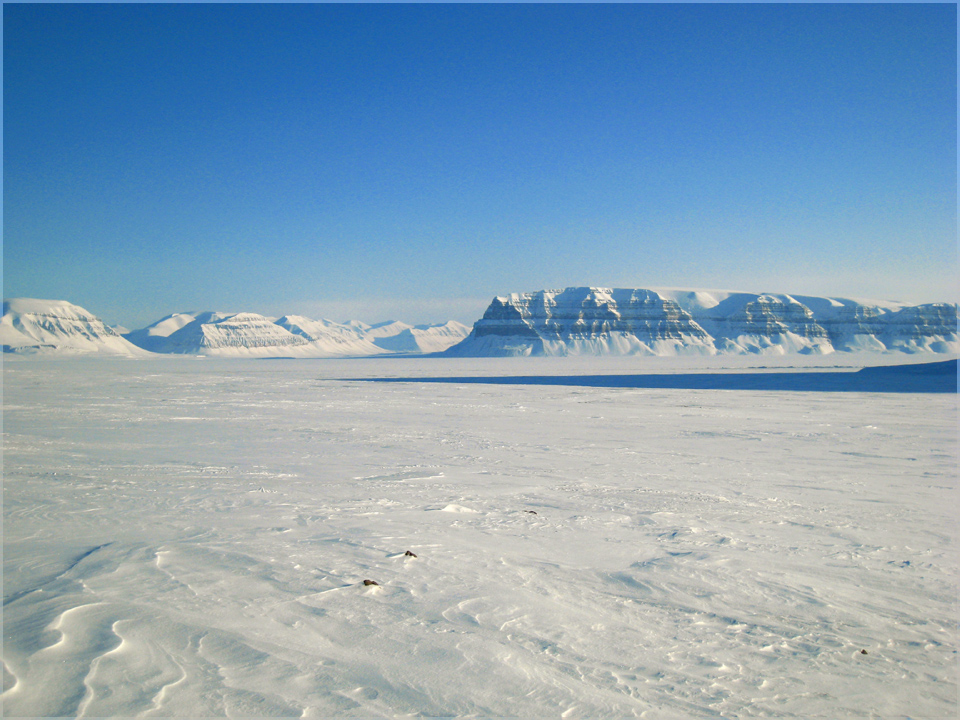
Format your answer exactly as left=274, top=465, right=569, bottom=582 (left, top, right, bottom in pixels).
left=3, top=358, right=956, bottom=716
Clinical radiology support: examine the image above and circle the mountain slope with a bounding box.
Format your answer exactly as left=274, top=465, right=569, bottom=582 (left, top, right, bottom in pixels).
left=145, top=312, right=313, bottom=356
left=125, top=313, right=470, bottom=357
left=274, top=315, right=386, bottom=357
left=370, top=321, right=471, bottom=353
left=122, top=312, right=201, bottom=353
left=447, top=287, right=958, bottom=357
left=1, top=299, right=149, bottom=356
left=446, top=288, right=715, bottom=357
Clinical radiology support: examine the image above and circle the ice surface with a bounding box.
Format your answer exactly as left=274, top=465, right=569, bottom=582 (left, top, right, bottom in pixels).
left=2, top=356, right=957, bottom=717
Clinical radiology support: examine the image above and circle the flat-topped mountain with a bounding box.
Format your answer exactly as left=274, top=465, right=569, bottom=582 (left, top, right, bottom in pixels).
left=6, top=292, right=954, bottom=358
left=150, top=312, right=314, bottom=356
left=446, top=287, right=958, bottom=357
left=129, top=312, right=469, bottom=357
left=0, top=298, right=148, bottom=356
left=1, top=298, right=470, bottom=357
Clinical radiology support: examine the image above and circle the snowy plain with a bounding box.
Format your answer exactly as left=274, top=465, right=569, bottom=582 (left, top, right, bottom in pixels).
left=2, top=356, right=957, bottom=718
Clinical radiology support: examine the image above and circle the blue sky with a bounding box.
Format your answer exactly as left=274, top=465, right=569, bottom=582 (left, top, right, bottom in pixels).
left=4, top=3, right=957, bottom=328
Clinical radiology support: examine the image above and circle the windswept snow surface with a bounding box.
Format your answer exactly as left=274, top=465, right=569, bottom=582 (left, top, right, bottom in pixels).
left=2, top=357, right=957, bottom=717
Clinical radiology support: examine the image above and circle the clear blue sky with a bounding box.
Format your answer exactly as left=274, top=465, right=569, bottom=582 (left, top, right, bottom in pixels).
left=4, top=3, right=957, bottom=328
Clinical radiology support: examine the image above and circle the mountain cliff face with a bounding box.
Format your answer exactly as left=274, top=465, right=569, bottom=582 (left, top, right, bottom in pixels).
left=8, top=292, right=955, bottom=359
left=1, top=299, right=148, bottom=356
left=449, top=288, right=714, bottom=356
left=154, top=312, right=311, bottom=355
left=688, top=294, right=835, bottom=354
left=879, top=304, right=959, bottom=353
left=447, top=288, right=959, bottom=357
left=127, top=313, right=469, bottom=356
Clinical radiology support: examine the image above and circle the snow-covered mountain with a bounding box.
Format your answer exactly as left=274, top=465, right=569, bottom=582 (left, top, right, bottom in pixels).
left=1, top=299, right=148, bottom=356
left=9, top=291, right=954, bottom=359
left=274, top=315, right=385, bottom=356
left=123, top=310, right=468, bottom=357
left=369, top=321, right=471, bottom=354
left=364, top=320, right=413, bottom=340
left=447, top=288, right=712, bottom=357
left=149, top=312, right=315, bottom=357
left=122, top=311, right=202, bottom=353
left=1, top=299, right=469, bottom=359
left=446, top=287, right=959, bottom=357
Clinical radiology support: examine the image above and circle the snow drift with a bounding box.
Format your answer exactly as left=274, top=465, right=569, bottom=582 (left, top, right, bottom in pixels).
left=3, top=357, right=956, bottom=717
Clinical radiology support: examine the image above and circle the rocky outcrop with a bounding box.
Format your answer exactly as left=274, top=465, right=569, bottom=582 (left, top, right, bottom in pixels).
left=880, top=304, right=959, bottom=353
left=126, top=312, right=469, bottom=357
left=693, top=295, right=833, bottom=355
left=10, top=291, right=955, bottom=359
left=146, top=312, right=310, bottom=356
left=820, top=304, right=887, bottom=352
left=447, top=288, right=959, bottom=357
left=448, top=288, right=714, bottom=356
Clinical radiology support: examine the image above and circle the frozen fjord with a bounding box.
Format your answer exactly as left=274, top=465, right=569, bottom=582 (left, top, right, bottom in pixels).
left=2, top=357, right=957, bottom=717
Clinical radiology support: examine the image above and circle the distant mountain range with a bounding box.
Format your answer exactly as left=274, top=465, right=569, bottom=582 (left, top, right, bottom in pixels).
left=2, top=289, right=957, bottom=358
left=444, top=287, right=958, bottom=357
left=0, top=299, right=469, bottom=357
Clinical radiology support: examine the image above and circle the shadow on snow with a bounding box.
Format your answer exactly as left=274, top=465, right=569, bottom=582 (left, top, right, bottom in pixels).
left=353, top=359, right=958, bottom=394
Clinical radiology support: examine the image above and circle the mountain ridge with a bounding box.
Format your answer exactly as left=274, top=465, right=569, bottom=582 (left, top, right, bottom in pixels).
left=1, top=299, right=470, bottom=357
left=4, top=291, right=956, bottom=358
left=445, top=287, right=958, bottom=357
left=1, top=298, right=149, bottom=356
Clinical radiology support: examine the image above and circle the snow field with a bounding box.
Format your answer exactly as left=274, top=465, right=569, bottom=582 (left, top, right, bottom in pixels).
left=2, top=358, right=957, bottom=717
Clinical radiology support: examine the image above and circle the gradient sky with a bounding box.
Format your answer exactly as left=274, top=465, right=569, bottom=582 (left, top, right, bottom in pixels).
left=4, top=3, right=957, bottom=328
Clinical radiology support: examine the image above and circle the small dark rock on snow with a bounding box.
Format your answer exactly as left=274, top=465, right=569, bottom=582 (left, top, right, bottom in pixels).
left=404, top=550, right=417, bottom=558
left=363, top=579, right=379, bottom=587
left=860, top=649, right=868, bottom=655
